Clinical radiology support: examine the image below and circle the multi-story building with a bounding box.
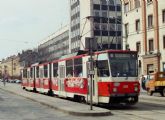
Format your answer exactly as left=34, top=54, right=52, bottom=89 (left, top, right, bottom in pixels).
left=0, top=55, right=21, bottom=79
left=38, top=0, right=122, bottom=62
left=122, top=0, right=165, bottom=75
left=19, top=49, right=39, bottom=68
left=38, top=25, right=69, bottom=62
left=70, top=0, right=122, bottom=53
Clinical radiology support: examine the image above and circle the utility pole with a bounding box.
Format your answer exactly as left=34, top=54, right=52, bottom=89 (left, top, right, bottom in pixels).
left=11, top=58, right=13, bottom=80
left=87, top=37, right=95, bottom=110
left=86, top=13, right=94, bottom=110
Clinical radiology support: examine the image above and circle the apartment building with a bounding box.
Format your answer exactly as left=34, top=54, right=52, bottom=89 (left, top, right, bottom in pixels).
left=70, top=0, right=122, bottom=53
left=122, top=0, right=165, bottom=75
left=0, top=55, right=21, bottom=79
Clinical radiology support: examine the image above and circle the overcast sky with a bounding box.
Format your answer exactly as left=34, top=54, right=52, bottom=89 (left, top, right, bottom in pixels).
left=0, top=0, right=69, bottom=60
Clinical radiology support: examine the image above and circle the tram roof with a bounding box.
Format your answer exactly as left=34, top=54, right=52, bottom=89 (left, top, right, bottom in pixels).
left=22, top=50, right=137, bottom=68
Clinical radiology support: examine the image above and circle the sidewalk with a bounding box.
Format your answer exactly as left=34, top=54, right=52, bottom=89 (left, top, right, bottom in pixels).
left=139, top=93, right=165, bottom=104
left=139, top=88, right=165, bottom=103
left=0, top=83, right=111, bottom=116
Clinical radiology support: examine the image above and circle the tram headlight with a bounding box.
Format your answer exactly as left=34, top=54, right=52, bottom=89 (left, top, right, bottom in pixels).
left=113, top=88, right=117, bottom=92
left=134, top=87, right=138, bottom=92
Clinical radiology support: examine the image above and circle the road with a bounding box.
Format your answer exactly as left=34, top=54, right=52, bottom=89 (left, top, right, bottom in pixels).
left=0, top=88, right=165, bottom=120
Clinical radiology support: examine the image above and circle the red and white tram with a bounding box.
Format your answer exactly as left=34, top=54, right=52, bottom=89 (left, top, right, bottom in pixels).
left=21, top=50, right=140, bottom=105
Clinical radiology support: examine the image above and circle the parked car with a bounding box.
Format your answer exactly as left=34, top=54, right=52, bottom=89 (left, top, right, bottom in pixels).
left=15, top=79, right=21, bottom=84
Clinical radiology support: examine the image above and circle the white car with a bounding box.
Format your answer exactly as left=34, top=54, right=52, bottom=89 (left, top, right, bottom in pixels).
left=15, top=79, right=21, bottom=84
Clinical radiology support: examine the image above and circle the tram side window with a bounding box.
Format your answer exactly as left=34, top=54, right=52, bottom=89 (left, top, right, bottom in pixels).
left=27, top=71, right=30, bottom=78
left=30, top=68, right=33, bottom=78
left=36, top=66, right=39, bottom=78
left=66, top=60, right=73, bottom=77
left=97, top=60, right=110, bottom=77
left=74, top=58, right=82, bottom=77
left=44, top=65, right=48, bottom=78
left=23, top=69, right=27, bottom=78
left=53, top=63, right=58, bottom=77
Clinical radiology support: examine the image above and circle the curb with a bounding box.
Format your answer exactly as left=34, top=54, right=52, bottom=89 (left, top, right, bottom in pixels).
left=0, top=87, right=112, bottom=116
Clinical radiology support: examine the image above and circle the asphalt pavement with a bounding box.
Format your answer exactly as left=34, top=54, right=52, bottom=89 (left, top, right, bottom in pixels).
left=0, top=83, right=111, bottom=116
left=0, top=82, right=164, bottom=117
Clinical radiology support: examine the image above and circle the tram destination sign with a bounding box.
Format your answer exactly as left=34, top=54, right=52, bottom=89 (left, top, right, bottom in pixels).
left=109, top=53, right=137, bottom=59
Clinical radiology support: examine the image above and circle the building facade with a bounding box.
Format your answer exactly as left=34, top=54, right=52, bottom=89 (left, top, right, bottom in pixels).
left=19, top=49, right=39, bottom=68
left=38, top=25, right=69, bottom=62
left=0, top=55, right=21, bottom=79
left=70, top=0, right=122, bottom=53
left=122, top=0, right=165, bottom=75
left=38, top=0, right=122, bottom=62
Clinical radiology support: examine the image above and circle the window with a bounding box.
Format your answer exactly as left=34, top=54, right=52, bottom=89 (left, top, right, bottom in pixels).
left=27, top=71, right=30, bottom=78
left=93, top=4, right=100, bottom=10
left=101, top=24, right=107, bottom=30
left=162, top=9, right=165, bottom=23
left=147, top=0, right=153, bottom=4
left=136, top=42, right=141, bottom=53
left=94, top=23, right=100, bottom=30
left=66, top=60, right=73, bottom=77
left=109, top=24, right=115, bottom=31
left=101, top=0, right=107, bottom=5
left=134, top=0, right=140, bottom=8
left=30, top=68, right=33, bottom=78
left=74, top=58, right=82, bottom=77
left=44, top=65, right=48, bottom=78
left=102, top=11, right=107, bottom=17
left=23, top=69, right=27, bottom=78
left=149, top=39, right=154, bottom=52
left=125, top=23, right=129, bottom=37
left=109, top=53, right=137, bottom=77
left=148, top=15, right=153, bottom=28
left=94, top=11, right=100, bottom=16
left=36, top=66, right=39, bottom=78
left=117, top=24, right=122, bottom=31
left=124, top=3, right=129, bottom=13
left=163, top=63, right=165, bottom=72
left=163, top=36, right=165, bottom=49
left=147, top=64, right=154, bottom=74
left=136, top=19, right=140, bottom=31
left=109, top=0, right=114, bottom=5
left=53, top=63, right=58, bottom=77
left=97, top=60, right=110, bottom=77
left=101, top=5, right=108, bottom=10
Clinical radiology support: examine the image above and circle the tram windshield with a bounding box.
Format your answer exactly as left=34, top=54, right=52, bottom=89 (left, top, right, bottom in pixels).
left=109, top=53, right=137, bottom=77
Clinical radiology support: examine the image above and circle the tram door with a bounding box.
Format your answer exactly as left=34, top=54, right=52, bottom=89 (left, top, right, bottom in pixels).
left=33, top=66, right=36, bottom=89
left=58, top=65, right=66, bottom=97
left=27, top=69, right=30, bottom=88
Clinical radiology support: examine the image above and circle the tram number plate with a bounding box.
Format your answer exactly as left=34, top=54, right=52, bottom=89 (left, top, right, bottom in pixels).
left=123, top=85, right=128, bottom=88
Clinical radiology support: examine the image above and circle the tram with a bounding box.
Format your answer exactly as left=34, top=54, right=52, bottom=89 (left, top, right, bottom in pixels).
left=21, top=50, right=140, bottom=105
